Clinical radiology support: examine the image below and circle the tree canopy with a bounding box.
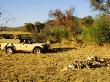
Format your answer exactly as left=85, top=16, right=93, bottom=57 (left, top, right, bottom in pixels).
left=49, top=8, right=78, bottom=32
left=89, top=0, right=110, bottom=13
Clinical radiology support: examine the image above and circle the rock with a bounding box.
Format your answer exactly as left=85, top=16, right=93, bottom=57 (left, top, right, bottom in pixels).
left=87, top=56, right=95, bottom=61
left=67, top=56, right=110, bottom=71
left=68, top=64, right=77, bottom=70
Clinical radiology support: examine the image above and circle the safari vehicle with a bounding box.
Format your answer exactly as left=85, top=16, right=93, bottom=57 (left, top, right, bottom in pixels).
left=0, top=31, right=50, bottom=54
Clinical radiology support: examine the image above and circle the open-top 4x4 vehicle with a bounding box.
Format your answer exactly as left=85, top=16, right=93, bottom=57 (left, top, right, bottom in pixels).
left=0, top=38, right=50, bottom=54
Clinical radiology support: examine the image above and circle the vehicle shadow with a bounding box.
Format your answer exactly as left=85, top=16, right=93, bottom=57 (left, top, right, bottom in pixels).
left=47, top=47, right=77, bottom=53
left=15, top=47, right=77, bottom=54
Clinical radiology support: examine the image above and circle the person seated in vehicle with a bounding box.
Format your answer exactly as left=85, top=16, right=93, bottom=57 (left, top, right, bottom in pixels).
left=23, top=40, right=28, bottom=44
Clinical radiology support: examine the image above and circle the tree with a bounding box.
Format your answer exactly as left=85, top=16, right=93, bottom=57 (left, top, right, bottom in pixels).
left=80, top=16, right=94, bottom=27
left=23, top=23, right=35, bottom=33
left=23, top=22, right=44, bottom=34
left=35, top=22, right=44, bottom=33
left=82, top=15, right=110, bottom=44
left=0, top=8, right=12, bottom=31
left=89, top=0, right=110, bottom=13
left=49, top=8, right=78, bottom=32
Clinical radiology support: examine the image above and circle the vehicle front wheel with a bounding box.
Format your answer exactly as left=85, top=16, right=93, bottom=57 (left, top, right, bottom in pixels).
left=6, top=47, right=15, bottom=54
left=33, top=47, right=41, bottom=54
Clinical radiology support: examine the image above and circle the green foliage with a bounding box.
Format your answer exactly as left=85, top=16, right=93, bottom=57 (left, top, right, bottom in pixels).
left=94, top=15, right=110, bottom=43
left=89, top=0, right=110, bottom=13
left=35, top=22, right=44, bottom=33
left=37, top=25, right=71, bottom=43
left=23, top=22, right=44, bottom=34
left=49, top=26, right=70, bottom=42
left=82, top=27, right=96, bottom=44
left=82, top=15, right=110, bottom=45
left=23, top=23, right=35, bottom=32
left=80, top=16, right=94, bottom=27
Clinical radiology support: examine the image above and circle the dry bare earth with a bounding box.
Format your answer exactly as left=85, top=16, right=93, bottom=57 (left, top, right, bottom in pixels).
left=1, top=42, right=110, bottom=82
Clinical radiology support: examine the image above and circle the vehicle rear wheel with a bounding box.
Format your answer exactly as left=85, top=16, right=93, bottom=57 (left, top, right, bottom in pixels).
left=33, top=47, right=41, bottom=54
left=6, top=47, right=15, bottom=54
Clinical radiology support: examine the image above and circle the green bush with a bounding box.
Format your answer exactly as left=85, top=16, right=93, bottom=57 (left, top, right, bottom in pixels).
left=36, top=25, right=71, bottom=43
left=49, top=26, right=70, bottom=42
left=82, top=27, right=96, bottom=44
left=94, top=15, right=110, bottom=44
left=82, top=15, right=110, bottom=45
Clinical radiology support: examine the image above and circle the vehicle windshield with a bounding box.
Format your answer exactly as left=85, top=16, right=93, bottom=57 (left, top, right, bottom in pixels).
left=19, top=38, right=36, bottom=44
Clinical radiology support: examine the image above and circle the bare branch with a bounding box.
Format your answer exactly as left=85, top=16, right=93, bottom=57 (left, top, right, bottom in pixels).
left=0, top=8, right=13, bottom=31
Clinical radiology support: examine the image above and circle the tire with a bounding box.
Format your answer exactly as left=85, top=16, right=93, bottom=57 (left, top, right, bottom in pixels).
left=33, top=47, right=41, bottom=54
left=6, top=47, right=15, bottom=54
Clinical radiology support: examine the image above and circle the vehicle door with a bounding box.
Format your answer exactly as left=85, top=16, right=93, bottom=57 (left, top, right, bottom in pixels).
left=14, top=39, right=26, bottom=51
left=20, top=39, right=34, bottom=52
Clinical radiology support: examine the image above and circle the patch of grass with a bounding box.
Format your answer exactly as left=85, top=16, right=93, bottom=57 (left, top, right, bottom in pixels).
left=1, top=43, right=110, bottom=82
left=0, top=39, right=19, bottom=43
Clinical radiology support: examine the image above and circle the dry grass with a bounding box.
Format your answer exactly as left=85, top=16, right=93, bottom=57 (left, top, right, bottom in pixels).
left=0, top=39, right=19, bottom=43
left=1, top=42, right=110, bottom=82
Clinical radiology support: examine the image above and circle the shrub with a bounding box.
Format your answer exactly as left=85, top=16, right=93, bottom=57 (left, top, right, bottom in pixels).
left=94, top=15, right=110, bottom=44
left=82, top=15, right=110, bottom=45
left=49, top=26, right=71, bottom=42
left=36, top=25, right=71, bottom=43
left=82, top=27, right=96, bottom=44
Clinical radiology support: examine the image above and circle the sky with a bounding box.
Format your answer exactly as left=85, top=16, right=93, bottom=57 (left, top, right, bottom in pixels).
left=0, top=0, right=98, bottom=27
